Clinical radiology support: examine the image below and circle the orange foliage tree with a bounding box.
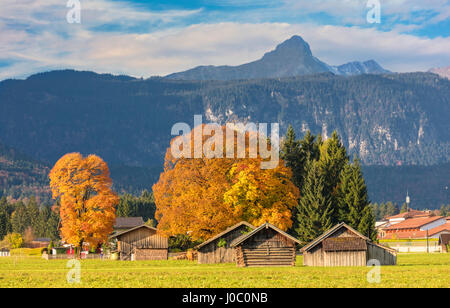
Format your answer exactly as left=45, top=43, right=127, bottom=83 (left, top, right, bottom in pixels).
left=49, top=153, right=118, bottom=255
left=153, top=125, right=299, bottom=240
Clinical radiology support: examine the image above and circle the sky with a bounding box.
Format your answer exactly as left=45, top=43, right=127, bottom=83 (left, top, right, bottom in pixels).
left=0, top=0, right=449, bottom=80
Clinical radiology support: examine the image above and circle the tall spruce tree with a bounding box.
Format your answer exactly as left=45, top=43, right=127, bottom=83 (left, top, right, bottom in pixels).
left=295, top=160, right=334, bottom=244
left=280, top=125, right=302, bottom=188
left=338, top=158, right=376, bottom=240
left=11, top=202, right=29, bottom=234
left=318, top=131, right=349, bottom=224
left=0, top=210, right=9, bottom=240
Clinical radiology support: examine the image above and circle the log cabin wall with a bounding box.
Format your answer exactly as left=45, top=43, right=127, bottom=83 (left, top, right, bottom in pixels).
left=198, top=224, right=252, bottom=264
left=236, top=228, right=296, bottom=267
left=116, top=226, right=168, bottom=260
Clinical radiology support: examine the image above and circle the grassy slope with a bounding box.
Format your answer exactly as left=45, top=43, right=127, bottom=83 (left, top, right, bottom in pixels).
left=0, top=254, right=448, bottom=288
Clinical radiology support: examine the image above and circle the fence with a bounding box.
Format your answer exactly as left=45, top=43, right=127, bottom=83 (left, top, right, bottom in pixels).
left=42, top=253, right=108, bottom=260
left=380, top=239, right=441, bottom=253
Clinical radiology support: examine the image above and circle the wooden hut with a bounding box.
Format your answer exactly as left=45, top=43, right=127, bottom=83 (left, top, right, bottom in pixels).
left=110, top=224, right=168, bottom=260
left=301, top=223, right=397, bottom=266
left=439, top=234, right=450, bottom=253
left=196, top=221, right=255, bottom=264
left=231, top=222, right=301, bottom=267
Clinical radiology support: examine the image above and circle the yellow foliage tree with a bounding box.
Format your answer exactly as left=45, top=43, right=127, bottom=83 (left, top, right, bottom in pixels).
left=153, top=125, right=299, bottom=240
left=49, top=153, right=118, bottom=256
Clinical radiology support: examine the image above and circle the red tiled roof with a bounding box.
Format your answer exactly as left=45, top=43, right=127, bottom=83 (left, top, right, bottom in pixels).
left=428, top=223, right=450, bottom=236
left=384, top=216, right=444, bottom=230
left=381, top=230, right=427, bottom=239
left=386, top=209, right=429, bottom=220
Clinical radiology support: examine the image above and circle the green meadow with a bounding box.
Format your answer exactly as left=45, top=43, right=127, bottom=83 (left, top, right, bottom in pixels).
left=0, top=253, right=449, bottom=288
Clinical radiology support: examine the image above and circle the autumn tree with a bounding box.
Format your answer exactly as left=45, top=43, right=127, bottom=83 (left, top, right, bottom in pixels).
left=49, top=153, right=118, bottom=256
left=153, top=125, right=299, bottom=240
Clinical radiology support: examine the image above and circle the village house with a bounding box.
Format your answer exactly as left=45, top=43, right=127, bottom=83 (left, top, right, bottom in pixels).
left=380, top=216, right=448, bottom=240
left=301, top=223, right=397, bottom=267
left=231, top=222, right=301, bottom=267
left=196, top=221, right=255, bottom=264
left=376, top=209, right=432, bottom=230
left=377, top=214, right=450, bottom=252
left=110, top=224, right=168, bottom=260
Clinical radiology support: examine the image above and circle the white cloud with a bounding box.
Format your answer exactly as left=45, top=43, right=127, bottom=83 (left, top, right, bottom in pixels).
left=0, top=0, right=449, bottom=80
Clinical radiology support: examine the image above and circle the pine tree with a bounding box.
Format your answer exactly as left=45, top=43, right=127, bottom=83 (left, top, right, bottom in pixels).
left=0, top=210, right=9, bottom=240
left=11, top=202, right=29, bottom=234
left=295, top=160, right=334, bottom=244
left=385, top=202, right=399, bottom=217
left=318, top=131, right=349, bottom=224
left=280, top=125, right=302, bottom=188
left=339, top=158, right=376, bottom=240
left=336, top=163, right=352, bottom=222
left=400, top=203, right=408, bottom=213
left=27, top=196, right=40, bottom=234
left=359, top=206, right=377, bottom=241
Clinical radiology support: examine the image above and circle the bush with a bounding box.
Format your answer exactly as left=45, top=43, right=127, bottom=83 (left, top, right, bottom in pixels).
left=47, top=240, right=53, bottom=253
left=54, top=247, right=68, bottom=255
left=5, top=233, right=23, bottom=249
left=217, top=238, right=227, bottom=248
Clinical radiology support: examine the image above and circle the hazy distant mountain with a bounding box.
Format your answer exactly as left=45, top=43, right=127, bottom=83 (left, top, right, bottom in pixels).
left=332, top=60, right=391, bottom=76
left=0, top=69, right=449, bottom=208
left=0, top=69, right=448, bottom=168
left=429, top=66, right=450, bottom=79
left=166, top=35, right=390, bottom=80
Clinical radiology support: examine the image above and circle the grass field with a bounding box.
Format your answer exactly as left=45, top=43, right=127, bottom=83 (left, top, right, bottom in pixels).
left=0, top=253, right=449, bottom=288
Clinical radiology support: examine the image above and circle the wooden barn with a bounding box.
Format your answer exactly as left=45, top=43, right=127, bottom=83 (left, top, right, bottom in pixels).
left=110, top=224, right=168, bottom=260
left=301, top=223, right=397, bottom=267
left=196, top=221, right=255, bottom=264
left=231, top=222, right=301, bottom=267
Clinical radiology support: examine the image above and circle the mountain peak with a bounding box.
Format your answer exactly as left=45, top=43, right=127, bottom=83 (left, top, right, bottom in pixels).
left=262, top=35, right=313, bottom=60
left=429, top=66, right=450, bottom=79
left=165, top=35, right=391, bottom=80
left=333, top=59, right=390, bottom=76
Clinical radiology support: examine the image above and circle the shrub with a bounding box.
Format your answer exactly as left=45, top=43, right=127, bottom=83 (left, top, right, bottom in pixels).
left=217, top=238, right=227, bottom=248
left=48, top=240, right=53, bottom=253
left=6, top=233, right=23, bottom=249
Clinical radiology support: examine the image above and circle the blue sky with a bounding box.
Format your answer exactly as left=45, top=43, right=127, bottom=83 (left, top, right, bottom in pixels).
left=0, top=0, right=449, bottom=80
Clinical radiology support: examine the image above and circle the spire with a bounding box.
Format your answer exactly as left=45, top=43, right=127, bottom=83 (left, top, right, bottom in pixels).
left=406, top=190, right=410, bottom=212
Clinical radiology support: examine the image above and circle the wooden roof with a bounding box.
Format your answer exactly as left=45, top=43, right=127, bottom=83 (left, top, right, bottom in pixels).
left=109, top=224, right=159, bottom=239
left=230, top=222, right=302, bottom=247
left=114, top=217, right=144, bottom=229
left=301, top=222, right=370, bottom=253
left=195, top=221, right=255, bottom=250
left=323, top=237, right=367, bottom=252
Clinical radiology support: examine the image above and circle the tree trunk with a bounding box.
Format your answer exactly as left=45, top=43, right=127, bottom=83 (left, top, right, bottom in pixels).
left=78, top=240, right=83, bottom=259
